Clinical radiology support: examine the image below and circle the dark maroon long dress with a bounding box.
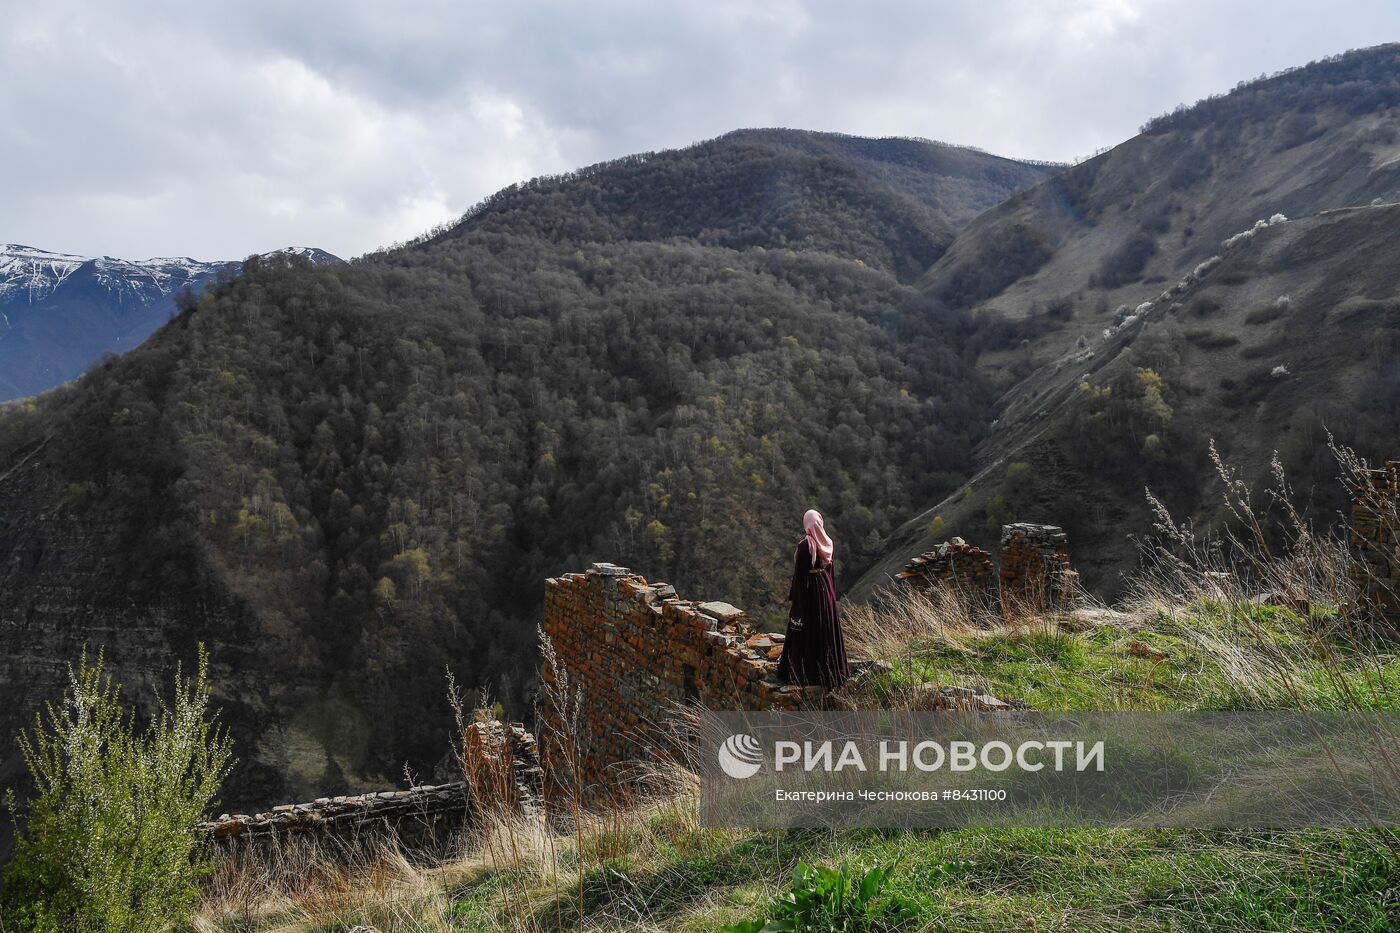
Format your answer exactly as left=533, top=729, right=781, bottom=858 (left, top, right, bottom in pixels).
left=776, top=538, right=850, bottom=688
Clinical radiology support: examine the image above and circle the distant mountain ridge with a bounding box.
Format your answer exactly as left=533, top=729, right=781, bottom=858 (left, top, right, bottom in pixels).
left=423, top=128, right=1054, bottom=282
left=0, top=244, right=340, bottom=401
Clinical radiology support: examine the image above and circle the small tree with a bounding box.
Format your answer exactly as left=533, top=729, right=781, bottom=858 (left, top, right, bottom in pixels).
left=2, top=646, right=233, bottom=933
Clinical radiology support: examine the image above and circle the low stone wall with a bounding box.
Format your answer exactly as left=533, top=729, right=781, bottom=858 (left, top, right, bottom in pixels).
left=896, top=537, right=995, bottom=607
left=1350, top=461, right=1399, bottom=630
left=199, top=719, right=540, bottom=852
left=541, top=563, right=824, bottom=792
left=200, top=782, right=470, bottom=851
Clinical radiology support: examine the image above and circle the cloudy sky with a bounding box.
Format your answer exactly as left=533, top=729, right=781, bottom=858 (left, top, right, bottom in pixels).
left=3, top=1, right=1396, bottom=261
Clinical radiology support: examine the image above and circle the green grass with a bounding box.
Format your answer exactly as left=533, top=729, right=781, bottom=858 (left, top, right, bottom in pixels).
left=867, top=604, right=1400, bottom=713
left=440, top=814, right=1399, bottom=931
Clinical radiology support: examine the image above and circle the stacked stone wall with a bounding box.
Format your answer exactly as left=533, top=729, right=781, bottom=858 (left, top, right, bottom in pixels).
left=899, top=524, right=1078, bottom=619
left=896, top=537, right=995, bottom=608
left=540, top=562, right=822, bottom=792
left=999, top=524, right=1078, bottom=618
left=1350, top=461, right=1399, bottom=630
left=199, top=719, right=540, bottom=852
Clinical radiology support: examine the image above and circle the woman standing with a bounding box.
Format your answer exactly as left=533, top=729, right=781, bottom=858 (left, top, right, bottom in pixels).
left=776, top=509, right=850, bottom=689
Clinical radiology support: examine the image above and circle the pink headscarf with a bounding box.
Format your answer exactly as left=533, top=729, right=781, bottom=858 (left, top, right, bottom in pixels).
left=803, top=509, right=834, bottom=566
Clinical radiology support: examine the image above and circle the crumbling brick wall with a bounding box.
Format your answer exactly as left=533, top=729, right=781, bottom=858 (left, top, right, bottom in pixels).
left=900, top=524, right=1078, bottom=620
left=999, top=524, right=1078, bottom=618
left=540, top=562, right=822, bottom=793
left=896, top=537, right=995, bottom=608
left=1350, top=461, right=1399, bottom=629
left=462, top=718, right=543, bottom=817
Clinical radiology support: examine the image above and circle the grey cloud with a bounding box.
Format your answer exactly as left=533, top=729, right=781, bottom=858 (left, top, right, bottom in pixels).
left=2, top=0, right=1396, bottom=259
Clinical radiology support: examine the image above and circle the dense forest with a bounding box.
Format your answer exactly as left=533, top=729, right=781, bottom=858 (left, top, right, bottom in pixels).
left=0, top=131, right=1051, bottom=803
left=409, top=129, right=1052, bottom=283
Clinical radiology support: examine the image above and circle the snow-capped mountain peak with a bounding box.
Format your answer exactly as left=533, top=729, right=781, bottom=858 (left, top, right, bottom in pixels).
left=0, top=242, right=341, bottom=400
left=0, top=244, right=341, bottom=306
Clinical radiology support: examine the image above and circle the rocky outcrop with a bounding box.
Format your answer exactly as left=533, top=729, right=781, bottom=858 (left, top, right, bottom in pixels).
left=910, top=683, right=1026, bottom=711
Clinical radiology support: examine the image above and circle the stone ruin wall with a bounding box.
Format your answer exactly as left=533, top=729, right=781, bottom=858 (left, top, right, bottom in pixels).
left=899, top=523, right=1079, bottom=619
left=896, top=538, right=995, bottom=608
left=541, top=562, right=824, bottom=792
left=199, top=562, right=831, bottom=848
left=198, top=527, right=1104, bottom=850
left=198, top=720, right=541, bottom=852
left=999, top=523, right=1079, bottom=617
left=904, top=486, right=1398, bottom=630
left=1351, top=460, right=1399, bottom=630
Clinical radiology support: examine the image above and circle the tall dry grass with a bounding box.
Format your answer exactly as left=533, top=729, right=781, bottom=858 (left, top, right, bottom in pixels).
left=195, top=833, right=471, bottom=933
left=195, top=627, right=708, bottom=933
left=839, top=560, right=1108, bottom=712
left=1127, top=440, right=1399, bottom=818
left=1130, top=440, right=1395, bottom=706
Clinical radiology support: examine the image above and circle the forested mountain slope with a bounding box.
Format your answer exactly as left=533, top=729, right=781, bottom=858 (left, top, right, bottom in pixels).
left=0, top=131, right=1051, bottom=809
left=426, top=128, right=1052, bottom=282
left=856, top=44, right=1400, bottom=599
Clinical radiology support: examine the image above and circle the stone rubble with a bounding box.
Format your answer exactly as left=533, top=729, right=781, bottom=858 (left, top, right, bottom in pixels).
left=896, top=537, right=996, bottom=607
left=911, top=683, right=1024, bottom=711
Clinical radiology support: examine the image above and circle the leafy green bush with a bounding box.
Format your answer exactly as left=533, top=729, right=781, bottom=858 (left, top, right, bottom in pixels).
left=1, top=647, right=233, bottom=933
left=982, top=493, right=1013, bottom=533
left=723, top=860, right=917, bottom=932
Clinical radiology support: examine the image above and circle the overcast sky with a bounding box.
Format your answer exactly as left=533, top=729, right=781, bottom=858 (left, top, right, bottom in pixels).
left=3, top=1, right=1396, bottom=261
